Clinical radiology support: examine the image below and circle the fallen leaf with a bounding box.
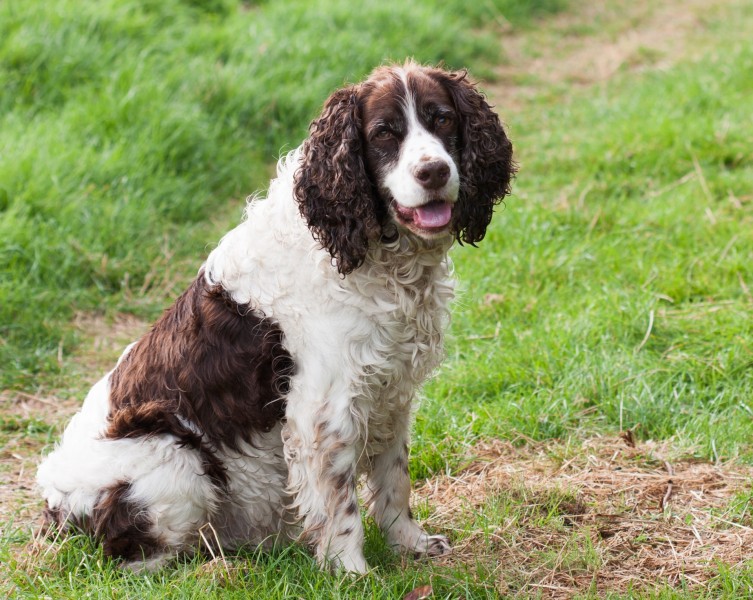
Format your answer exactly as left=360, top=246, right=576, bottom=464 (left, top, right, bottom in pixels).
left=403, top=584, right=432, bottom=600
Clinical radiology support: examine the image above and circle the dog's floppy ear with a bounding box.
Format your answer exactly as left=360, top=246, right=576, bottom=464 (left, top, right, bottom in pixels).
left=294, top=86, right=381, bottom=275
left=435, top=69, right=515, bottom=245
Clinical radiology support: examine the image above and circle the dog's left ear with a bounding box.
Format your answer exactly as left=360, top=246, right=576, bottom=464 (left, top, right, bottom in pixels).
left=294, top=86, right=381, bottom=276
left=435, top=69, right=516, bottom=245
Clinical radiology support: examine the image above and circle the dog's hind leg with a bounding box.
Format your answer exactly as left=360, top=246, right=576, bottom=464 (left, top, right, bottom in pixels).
left=40, top=418, right=222, bottom=571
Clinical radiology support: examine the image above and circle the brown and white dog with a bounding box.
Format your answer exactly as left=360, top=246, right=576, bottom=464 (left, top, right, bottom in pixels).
left=37, top=61, right=515, bottom=573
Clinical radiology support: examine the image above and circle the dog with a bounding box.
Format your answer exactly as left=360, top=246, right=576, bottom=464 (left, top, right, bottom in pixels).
left=37, top=60, right=515, bottom=573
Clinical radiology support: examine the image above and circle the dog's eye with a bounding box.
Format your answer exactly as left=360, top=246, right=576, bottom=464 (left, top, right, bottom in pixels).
left=374, top=128, right=394, bottom=141
left=434, top=114, right=453, bottom=128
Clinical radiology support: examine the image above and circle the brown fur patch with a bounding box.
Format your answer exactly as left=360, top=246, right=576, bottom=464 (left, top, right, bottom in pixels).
left=91, top=483, right=162, bottom=562
left=105, top=274, right=294, bottom=482
left=44, top=484, right=163, bottom=563
left=42, top=503, right=66, bottom=534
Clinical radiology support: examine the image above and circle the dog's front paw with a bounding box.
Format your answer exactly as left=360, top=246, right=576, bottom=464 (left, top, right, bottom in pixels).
left=424, top=534, right=451, bottom=557
left=385, top=519, right=452, bottom=558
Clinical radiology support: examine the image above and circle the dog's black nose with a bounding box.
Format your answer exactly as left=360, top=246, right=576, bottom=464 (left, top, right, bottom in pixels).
left=414, top=160, right=450, bottom=190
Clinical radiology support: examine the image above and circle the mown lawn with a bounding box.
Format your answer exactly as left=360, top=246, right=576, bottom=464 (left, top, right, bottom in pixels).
left=417, top=4, right=753, bottom=473
left=0, top=0, right=560, bottom=390
left=2, top=0, right=753, bottom=598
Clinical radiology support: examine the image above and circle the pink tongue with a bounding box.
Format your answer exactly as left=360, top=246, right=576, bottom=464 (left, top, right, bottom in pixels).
left=414, top=202, right=452, bottom=228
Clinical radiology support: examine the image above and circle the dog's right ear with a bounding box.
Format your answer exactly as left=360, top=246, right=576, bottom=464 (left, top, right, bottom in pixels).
left=294, top=86, right=381, bottom=276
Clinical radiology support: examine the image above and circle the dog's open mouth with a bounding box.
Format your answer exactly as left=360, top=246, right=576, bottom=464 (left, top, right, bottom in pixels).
left=393, top=200, right=454, bottom=233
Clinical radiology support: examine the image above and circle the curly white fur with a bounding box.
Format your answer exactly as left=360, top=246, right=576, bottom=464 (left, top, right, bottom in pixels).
left=38, top=61, right=513, bottom=573
left=206, top=150, right=455, bottom=570
left=38, top=148, right=454, bottom=572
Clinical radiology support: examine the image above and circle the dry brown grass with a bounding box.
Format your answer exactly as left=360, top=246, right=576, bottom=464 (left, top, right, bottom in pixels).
left=414, top=434, right=753, bottom=598
left=0, top=390, right=78, bottom=525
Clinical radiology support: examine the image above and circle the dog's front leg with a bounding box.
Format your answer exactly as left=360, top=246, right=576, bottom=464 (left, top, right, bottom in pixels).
left=283, top=383, right=367, bottom=573
left=365, top=404, right=451, bottom=558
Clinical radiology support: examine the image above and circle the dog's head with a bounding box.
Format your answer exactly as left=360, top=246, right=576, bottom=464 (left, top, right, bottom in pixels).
left=294, top=61, right=515, bottom=275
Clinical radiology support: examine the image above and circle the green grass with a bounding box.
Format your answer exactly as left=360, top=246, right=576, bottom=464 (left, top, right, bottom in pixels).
left=3, top=0, right=753, bottom=597
left=0, top=0, right=515, bottom=390
left=414, top=14, right=753, bottom=474
left=2, top=525, right=499, bottom=599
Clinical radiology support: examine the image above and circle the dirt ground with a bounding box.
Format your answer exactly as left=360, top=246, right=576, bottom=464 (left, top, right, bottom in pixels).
left=487, top=0, right=732, bottom=108
left=0, top=312, right=148, bottom=524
